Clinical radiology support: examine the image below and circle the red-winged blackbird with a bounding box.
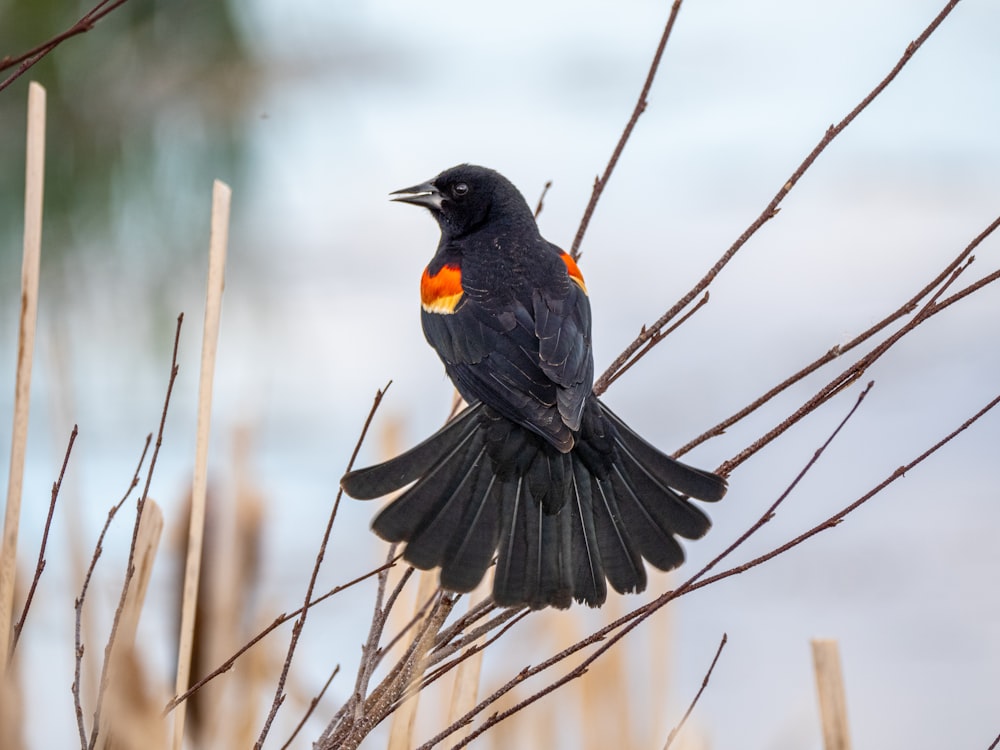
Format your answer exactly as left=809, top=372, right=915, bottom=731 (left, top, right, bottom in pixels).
left=341, top=165, right=726, bottom=609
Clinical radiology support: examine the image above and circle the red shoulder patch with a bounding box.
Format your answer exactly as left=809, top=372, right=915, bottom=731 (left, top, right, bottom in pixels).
left=560, top=252, right=587, bottom=294
left=421, top=263, right=464, bottom=314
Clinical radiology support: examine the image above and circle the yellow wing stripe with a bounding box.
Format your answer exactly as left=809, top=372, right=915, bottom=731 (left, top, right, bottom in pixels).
left=421, top=264, right=464, bottom=314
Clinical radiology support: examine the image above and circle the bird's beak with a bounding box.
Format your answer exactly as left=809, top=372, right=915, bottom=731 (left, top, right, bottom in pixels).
left=390, top=181, right=443, bottom=210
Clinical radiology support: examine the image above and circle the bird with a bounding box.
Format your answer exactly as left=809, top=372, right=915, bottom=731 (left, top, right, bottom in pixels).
left=340, top=164, right=727, bottom=609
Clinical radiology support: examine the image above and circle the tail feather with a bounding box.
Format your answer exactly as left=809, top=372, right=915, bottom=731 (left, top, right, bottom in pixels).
left=343, top=398, right=727, bottom=609
left=527, top=448, right=572, bottom=513
left=536, top=501, right=573, bottom=609
left=590, top=475, right=646, bottom=595
left=568, top=463, right=606, bottom=606
left=614, top=445, right=712, bottom=540
left=369, top=428, right=485, bottom=545
left=390, top=444, right=490, bottom=570
left=341, top=404, right=482, bottom=499
left=493, top=478, right=531, bottom=607
left=439, top=470, right=503, bottom=592
left=601, top=404, right=727, bottom=502
left=610, top=464, right=686, bottom=572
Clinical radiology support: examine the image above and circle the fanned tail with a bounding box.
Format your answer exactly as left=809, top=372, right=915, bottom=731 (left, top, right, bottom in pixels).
left=340, top=398, right=727, bottom=609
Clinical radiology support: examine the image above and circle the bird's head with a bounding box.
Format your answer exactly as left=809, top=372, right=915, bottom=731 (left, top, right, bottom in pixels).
left=391, top=164, right=534, bottom=239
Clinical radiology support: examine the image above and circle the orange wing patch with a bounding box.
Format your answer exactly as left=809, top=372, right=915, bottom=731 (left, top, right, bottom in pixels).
left=560, top=252, right=587, bottom=294
left=421, top=263, right=464, bottom=314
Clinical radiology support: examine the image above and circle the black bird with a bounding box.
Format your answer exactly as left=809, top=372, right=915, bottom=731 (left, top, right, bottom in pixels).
left=341, top=165, right=726, bottom=609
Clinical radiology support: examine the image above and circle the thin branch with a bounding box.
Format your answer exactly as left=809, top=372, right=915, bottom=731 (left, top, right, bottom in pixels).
left=425, top=605, right=523, bottom=669
left=87, top=314, right=183, bottom=750
left=594, top=0, right=964, bottom=395
left=676, top=214, right=1000, bottom=457
left=12, top=424, right=77, bottom=649
left=254, top=382, right=392, bottom=748
left=429, top=596, right=498, bottom=654
left=414, top=607, right=530, bottom=699
left=716, top=254, right=986, bottom=476
left=72, top=434, right=152, bottom=749
left=279, top=664, right=340, bottom=750
left=683, top=390, right=1000, bottom=597
left=570, top=0, right=685, bottom=259
left=349, top=545, right=401, bottom=725
left=372, top=577, right=440, bottom=670
left=662, top=633, right=727, bottom=750
left=164, top=560, right=395, bottom=714
left=601, top=291, right=709, bottom=392
left=0, top=0, right=131, bottom=94
left=988, top=730, right=1000, bottom=750
left=533, top=180, right=553, bottom=219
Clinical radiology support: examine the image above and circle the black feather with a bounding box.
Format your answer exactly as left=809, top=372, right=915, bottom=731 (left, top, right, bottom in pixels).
left=601, top=403, right=727, bottom=502
left=341, top=404, right=482, bottom=499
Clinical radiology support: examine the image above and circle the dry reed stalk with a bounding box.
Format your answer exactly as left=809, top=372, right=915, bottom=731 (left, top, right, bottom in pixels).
left=172, top=179, right=231, bottom=750
left=0, top=81, right=46, bottom=675
left=582, top=596, right=635, bottom=750
left=96, top=499, right=164, bottom=750
left=200, top=487, right=240, bottom=746
left=648, top=573, right=674, bottom=747
left=97, top=647, right=168, bottom=750
left=811, top=639, right=852, bottom=750
left=444, top=577, right=490, bottom=740
left=210, top=426, right=265, bottom=750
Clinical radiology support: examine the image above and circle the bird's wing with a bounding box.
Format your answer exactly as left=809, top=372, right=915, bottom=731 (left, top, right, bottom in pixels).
left=420, top=247, right=592, bottom=452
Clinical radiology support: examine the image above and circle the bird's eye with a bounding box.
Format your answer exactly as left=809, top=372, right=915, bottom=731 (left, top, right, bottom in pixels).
left=452, top=182, right=469, bottom=197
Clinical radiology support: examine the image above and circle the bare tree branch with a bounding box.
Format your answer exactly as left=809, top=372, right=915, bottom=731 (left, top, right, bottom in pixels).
left=662, top=633, right=727, bottom=750
left=594, top=0, right=964, bottom=395
left=87, top=314, right=184, bottom=750
left=676, top=214, right=1000, bottom=458
left=0, top=0, right=132, bottom=94
left=570, top=0, right=685, bottom=260
left=254, top=382, right=392, bottom=748
left=12, top=424, right=77, bottom=650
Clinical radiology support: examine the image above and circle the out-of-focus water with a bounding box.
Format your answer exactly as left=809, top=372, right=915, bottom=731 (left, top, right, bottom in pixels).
left=2, top=1, right=999, bottom=747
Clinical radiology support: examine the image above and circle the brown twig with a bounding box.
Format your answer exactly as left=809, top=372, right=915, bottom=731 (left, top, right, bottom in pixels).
left=87, top=314, right=183, bottom=750
left=11, top=424, right=77, bottom=649
left=0, top=0, right=131, bottom=94
left=716, top=253, right=995, bottom=476
left=570, top=0, right=685, bottom=259
left=318, top=556, right=411, bottom=738
left=430, top=596, right=497, bottom=654
left=72, top=434, right=152, bottom=749
left=254, top=382, right=392, bottom=748
left=326, top=593, right=457, bottom=749
left=676, top=214, right=1000, bottom=458
left=164, top=560, right=396, bottom=714
left=373, top=577, right=440, bottom=669
left=662, top=633, right=727, bottom=750
left=279, top=664, right=340, bottom=750
left=533, top=180, right=553, bottom=219
left=425, top=605, right=523, bottom=670
left=414, top=607, right=530, bottom=698
left=594, top=0, right=964, bottom=395
left=601, top=291, right=709, bottom=392
left=988, top=730, right=1000, bottom=750
left=683, top=391, right=1000, bottom=597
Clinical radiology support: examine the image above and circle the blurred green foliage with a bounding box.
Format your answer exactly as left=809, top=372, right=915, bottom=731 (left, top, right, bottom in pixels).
left=0, top=0, right=255, bottom=311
